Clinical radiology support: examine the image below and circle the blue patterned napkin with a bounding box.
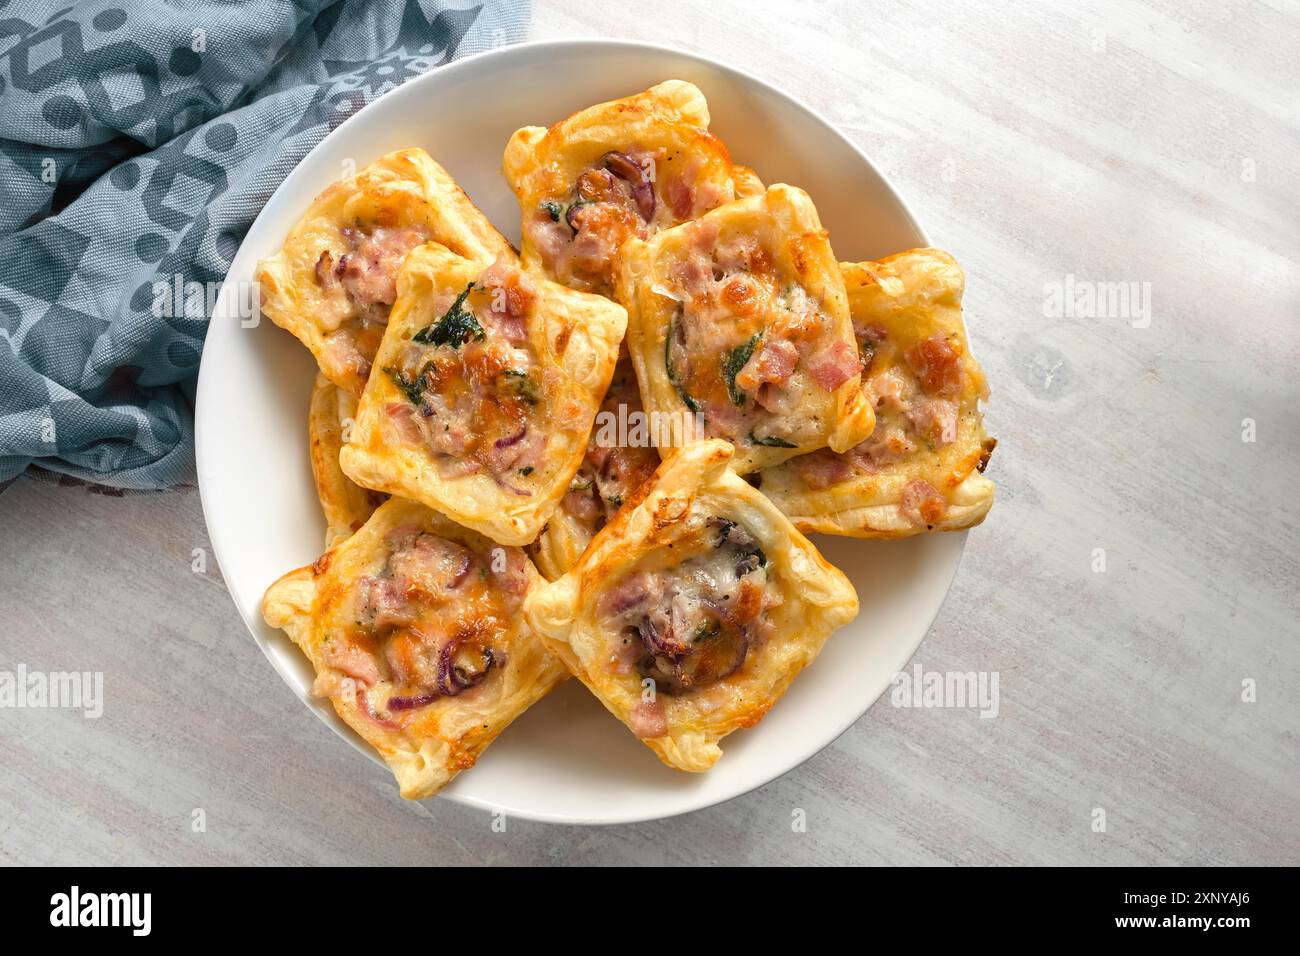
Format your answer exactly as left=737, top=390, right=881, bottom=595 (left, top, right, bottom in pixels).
left=0, top=0, right=527, bottom=490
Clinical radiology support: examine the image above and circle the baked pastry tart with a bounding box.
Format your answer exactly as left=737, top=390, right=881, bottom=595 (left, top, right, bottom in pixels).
left=256, top=148, right=514, bottom=395
left=262, top=497, right=566, bottom=799
left=308, top=374, right=386, bottom=548
left=758, top=249, right=996, bottom=536
left=529, top=354, right=661, bottom=580
left=524, top=439, right=858, bottom=771
left=339, top=244, right=627, bottom=547
left=503, top=80, right=752, bottom=297
left=616, top=184, right=874, bottom=474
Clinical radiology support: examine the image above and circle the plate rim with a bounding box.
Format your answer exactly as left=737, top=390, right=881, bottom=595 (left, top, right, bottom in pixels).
left=196, top=36, right=966, bottom=825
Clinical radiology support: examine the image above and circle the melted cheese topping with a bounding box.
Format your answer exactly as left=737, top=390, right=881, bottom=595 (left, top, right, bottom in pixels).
left=315, top=524, right=529, bottom=721
left=527, top=147, right=730, bottom=296
left=381, top=259, right=551, bottom=492
left=662, top=223, right=855, bottom=452
left=558, top=357, right=661, bottom=537
left=596, top=516, right=778, bottom=696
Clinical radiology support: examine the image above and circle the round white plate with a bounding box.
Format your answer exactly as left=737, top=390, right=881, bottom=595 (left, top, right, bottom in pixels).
left=196, top=38, right=965, bottom=825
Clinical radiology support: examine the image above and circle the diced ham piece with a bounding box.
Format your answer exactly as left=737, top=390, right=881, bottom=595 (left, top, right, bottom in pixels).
left=363, top=575, right=420, bottom=632
left=736, top=337, right=799, bottom=393
left=478, top=258, right=536, bottom=346
left=628, top=699, right=669, bottom=739
left=490, top=546, right=531, bottom=597
left=808, top=340, right=860, bottom=392
left=905, top=334, right=963, bottom=398
left=900, top=479, right=947, bottom=527
left=561, top=486, right=603, bottom=525
left=868, top=367, right=915, bottom=413
left=322, top=333, right=370, bottom=382
left=854, top=426, right=917, bottom=469
left=321, top=639, right=380, bottom=687
left=388, top=533, right=474, bottom=601
left=908, top=397, right=958, bottom=447
left=335, top=226, right=428, bottom=310
left=667, top=174, right=695, bottom=219
left=797, top=449, right=853, bottom=489
left=385, top=402, right=424, bottom=445
left=526, top=218, right=572, bottom=277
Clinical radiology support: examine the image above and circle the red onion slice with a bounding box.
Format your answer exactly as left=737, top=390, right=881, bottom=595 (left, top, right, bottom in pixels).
left=603, top=151, right=656, bottom=221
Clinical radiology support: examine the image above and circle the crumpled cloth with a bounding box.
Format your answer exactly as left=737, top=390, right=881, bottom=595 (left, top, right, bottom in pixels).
left=0, top=0, right=527, bottom=490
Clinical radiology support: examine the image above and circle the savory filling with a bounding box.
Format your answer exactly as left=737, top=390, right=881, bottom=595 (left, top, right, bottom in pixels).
left=314, top=219, right=431, bottom=381
left=558, top=359, right=660, bottom=537
left=526, top=148, right=727, bottom=294
left=794, top=327, right=970, bottom=527
left=597, top=517, right=780, bottom=697
left=316, top=524, right=530, bottom=723
left=382, top=259, right=548, bottom=493
left=660, top=223, right=861, bottom=452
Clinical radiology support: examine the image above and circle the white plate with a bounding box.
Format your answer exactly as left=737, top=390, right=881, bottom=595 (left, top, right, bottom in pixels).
left=196, top=38, right=965, bottom=825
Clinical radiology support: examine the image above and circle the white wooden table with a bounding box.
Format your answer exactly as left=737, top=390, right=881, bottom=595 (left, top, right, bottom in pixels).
left=2, top=0, right=1297, bottom=865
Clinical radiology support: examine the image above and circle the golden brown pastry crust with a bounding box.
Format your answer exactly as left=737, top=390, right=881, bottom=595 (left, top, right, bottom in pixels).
left=256, top=148, right=515, bottom=395
left=529, top=354, right=661, bottom=581
left=307, top=374, right=385, bottom=548
left=524, top=439, right=859, bottom=772
left=759, top=249, right=995, bottom=537
left=615, top=184, right=874, bottom=474
left=503, top=80, right=748, bottom=296
left=261, top=498, right=566, bottom=799
left=339, top=243, right=627, bottom=547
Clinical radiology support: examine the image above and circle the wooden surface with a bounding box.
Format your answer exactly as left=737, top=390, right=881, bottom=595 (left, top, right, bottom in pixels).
left=2, top=0, right=1297, bottom=865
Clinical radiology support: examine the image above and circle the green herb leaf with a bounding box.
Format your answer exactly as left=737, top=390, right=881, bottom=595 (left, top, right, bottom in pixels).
left=542, top=200, right=563, bottom=222
left=502, top=369, right=539, bottom=405
left=692, top=621, right=722, bottom=643
left=665, top=308, right=702, bottom=414
left=721, top=332, right=761, bottom=406
left=384, top=366, right=424, bottom=405
left=748, top=431, right=796, bottom=448
left=413, top=283, right=484, bottom=348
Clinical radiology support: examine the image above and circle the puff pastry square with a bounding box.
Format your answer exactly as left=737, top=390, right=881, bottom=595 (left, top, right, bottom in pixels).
left=616, top=184, right=874, bottom=474
left=339, top=243, right=627, bottom=547
left=758, top=249, right=996, bottom=536
left=503, top=80, right=752, bottom=297
left=529, top=353, right=662, bottom=581
left=256, top=148, right=514, bottom=395
left=524, top=439, right=859, bottom=771
left=308, top=374, right=386, bottom=548
left=262, top=498, right=567, bottom=799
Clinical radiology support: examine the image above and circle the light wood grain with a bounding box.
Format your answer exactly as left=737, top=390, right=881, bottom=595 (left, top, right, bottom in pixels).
left=1, top=0, right=1297, bottom=864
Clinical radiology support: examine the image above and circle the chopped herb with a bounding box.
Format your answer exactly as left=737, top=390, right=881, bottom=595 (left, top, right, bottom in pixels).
left=413, top=283, right=483, bottom=348
left=692, top=621, right=722, bottom=643
left=749, top=431, right=796, bottom=448
left=665, top=308, right=701, bottom=414
left=541, top=200, right=563, bottom=221
left=502, top=369, right=539, bottom=405
left=519, top=466, right=534, bottom=476
left=606, top=494, right=622, bottom=508
left=569, top=478, right=594, bottom=493
left=384, top=366, right=425, bottom=405
left=721, top=332, right=761, bottom=406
